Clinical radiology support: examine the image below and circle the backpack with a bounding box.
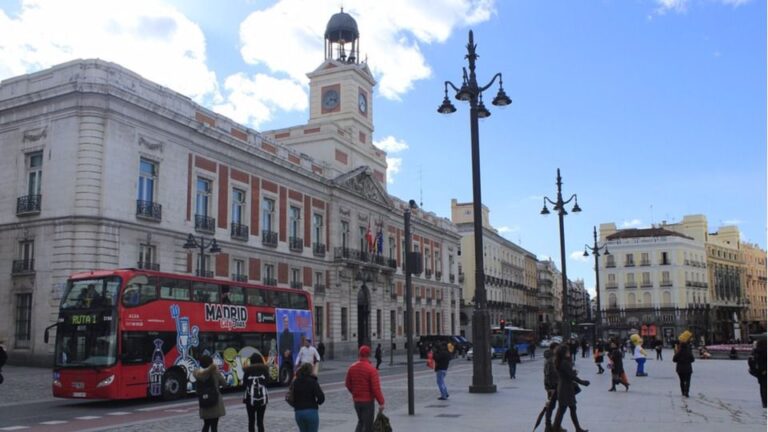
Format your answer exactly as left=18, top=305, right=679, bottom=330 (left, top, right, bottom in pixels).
left=244, top=373, right=268, bottom=407
left=197, top=376, right=219, bottom=408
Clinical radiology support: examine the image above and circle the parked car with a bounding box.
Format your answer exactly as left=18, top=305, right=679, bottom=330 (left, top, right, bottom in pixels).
left=466, top=346, right=494, bottom=361
left=539, top=339, right=552, bottom=348
left=418, top=335, right=471, bottom=358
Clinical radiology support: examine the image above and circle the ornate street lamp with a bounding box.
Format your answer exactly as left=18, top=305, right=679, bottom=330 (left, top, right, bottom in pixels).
left=541, top=168, right=581, bottom=340
left=403, top=199, right=418, bottom=413
left=183, top=233, right=221, bottom=277
left=583, top=226, right=609, bottom=345
left=437, top=30, right=510, bottom=394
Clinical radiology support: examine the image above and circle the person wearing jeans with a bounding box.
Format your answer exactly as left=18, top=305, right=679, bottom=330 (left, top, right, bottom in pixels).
left=345, top=345, right=386, bottom=432
left=292, top=363, right=325, bottom=432
left=434, top=343, right=451, bottom=400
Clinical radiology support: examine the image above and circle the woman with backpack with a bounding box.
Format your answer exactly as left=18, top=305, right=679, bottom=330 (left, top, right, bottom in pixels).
left=194, top=355, right=226, bottom=432
left=243, top=353, right=269, bottom=432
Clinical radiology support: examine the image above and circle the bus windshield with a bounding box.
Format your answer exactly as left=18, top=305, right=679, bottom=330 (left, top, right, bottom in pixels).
left=61, top=277, right=122, bottom=309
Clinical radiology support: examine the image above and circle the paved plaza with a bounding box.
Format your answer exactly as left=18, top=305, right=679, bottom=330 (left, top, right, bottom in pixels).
left=0, top=350, right=765, bottom=431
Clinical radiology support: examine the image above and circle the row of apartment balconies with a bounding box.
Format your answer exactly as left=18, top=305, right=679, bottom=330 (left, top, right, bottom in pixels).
left=605, top=280, right=707, bottom=290
left=606, top=260, right=671, bottom=268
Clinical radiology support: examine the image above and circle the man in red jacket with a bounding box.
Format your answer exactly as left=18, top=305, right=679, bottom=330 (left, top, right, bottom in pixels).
left=345, top=345, right=385, bottom=432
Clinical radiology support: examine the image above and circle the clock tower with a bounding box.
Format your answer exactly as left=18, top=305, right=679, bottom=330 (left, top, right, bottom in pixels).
left=308, top=9, right=375, bottom=142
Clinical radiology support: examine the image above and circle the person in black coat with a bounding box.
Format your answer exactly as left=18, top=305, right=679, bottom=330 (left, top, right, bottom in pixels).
left=242, top=354, right=270, bottom=432
left=551, top=344, right=590, bottom=432
left=292, top=362, right=325, bottom=432
left=504, top=345, right=521, bottom=379
left=608, top=342, right=629, bottom=392
left=749, top=339, right=767, bottom=408
left=672, top=342, right=695, bottom=397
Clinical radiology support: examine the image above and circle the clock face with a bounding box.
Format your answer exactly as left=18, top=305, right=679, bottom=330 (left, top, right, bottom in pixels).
left=358, top=93, right=367, bottom=113
left=322, top=89, right=339, bottom=110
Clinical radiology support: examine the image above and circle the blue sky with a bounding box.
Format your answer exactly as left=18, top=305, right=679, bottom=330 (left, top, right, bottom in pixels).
left=0, top=0, right=764, bottom=295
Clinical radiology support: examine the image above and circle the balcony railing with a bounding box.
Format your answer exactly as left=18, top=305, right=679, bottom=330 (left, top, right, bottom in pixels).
left=231, top=222, right=249, bottom=241
left=195, top=214, right=216, bottom=233
left=314, top=284, right=325, bottom=294
left=387, top=258, right=397, bottom=269
left=12, top=259, right=34, bottom=274
left=435, top=271, right=442, bottom=280
left=605, top=283, right=618, bottom=289
left=289, top=237, right=303, bottom=252
left=625, top=262, right=635, bottom=267
left=640, top=282, right=653, bottom=288
left=232, top=273, right=248, bottom=282
left=333, top=247, right=393, bottom=269
left=290, top=281, right=303, bottom=289
left=640, top=260, right=651, bottom=266
left=263, top=277, right=277, bottom=286
left=136, top=200, right=162, bottom=221
left=137, top=261, right=160, bottom=271
left=262, top=230, right=278, bottom=247
left=16, top=195, right=41, bottom=215
left=625, top=282, right=637, bottom=289
left=424, top=269, right=433, bottom=279
left=660, top=281, right=673, bottom=287
left=606, top=262, right=616, bottom=268
left=313, top=243, right=326, bottom=257
left=449, top=274, right=456, bottom=283
left=196, top=269, right=214, bottom=278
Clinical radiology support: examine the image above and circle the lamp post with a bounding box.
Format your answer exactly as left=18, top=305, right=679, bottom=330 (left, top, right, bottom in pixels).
left=404, top=199, right=418, bottom=414
left=540, top=168, right=581, bottom=340
left=437, top=30, right=511, bottom=394
left=183, top=233, right=221, bottom=277
left=583, top=226, right=609, bottom=345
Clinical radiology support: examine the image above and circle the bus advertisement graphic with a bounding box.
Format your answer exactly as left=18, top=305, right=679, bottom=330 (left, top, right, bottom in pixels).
left=276, top=308, right=314, bottom=369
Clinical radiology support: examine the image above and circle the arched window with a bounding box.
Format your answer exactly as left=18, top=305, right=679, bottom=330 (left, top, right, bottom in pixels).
left=643, top=292, right=652, bottom=306
left=627, top=292, right=636, bottom=306
left=609, top=293, right=617, bottom=307
left=663, top=291, right=671, bottom=305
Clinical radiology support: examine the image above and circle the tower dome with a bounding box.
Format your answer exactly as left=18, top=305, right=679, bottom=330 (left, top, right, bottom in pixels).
left=324, top=8, right=360, bottom=64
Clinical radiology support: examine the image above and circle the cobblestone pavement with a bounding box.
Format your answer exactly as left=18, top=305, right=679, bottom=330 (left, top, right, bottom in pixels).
left=1, top=350, right=766, bottom=431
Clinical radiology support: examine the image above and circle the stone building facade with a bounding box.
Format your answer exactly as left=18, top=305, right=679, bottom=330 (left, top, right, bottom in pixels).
left=742, top=242, right=767, bottom=334
left=0, top=12, right=460, bottom=364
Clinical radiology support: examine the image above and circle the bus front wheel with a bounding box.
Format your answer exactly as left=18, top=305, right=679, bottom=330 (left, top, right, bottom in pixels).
left=162, top=370, right=186, bottom=400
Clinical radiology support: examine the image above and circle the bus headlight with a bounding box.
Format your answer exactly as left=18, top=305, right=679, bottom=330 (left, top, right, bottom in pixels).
left=53, top=371, right=62, bottom=387
left=96, top=374, right=115, bottom=388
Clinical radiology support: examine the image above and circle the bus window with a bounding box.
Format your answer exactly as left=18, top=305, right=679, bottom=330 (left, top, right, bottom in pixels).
left=120, top=331, right=174, bottom=364
left=274, top=291, right=290, bottom=308
left=247, top=289, right=266, bottom=306
left=291, top=293, right=309, bottom=310
left=242, top=333, right=270, bottom=358
left=192, top=282, right=220, bottom=303
left=225, top=286, right=246, bottom=305
left=159, top=278, right=190, bottom=301
left=214, top=333, right=241, bottom=353
left=122, top=276, right=158, bottom=307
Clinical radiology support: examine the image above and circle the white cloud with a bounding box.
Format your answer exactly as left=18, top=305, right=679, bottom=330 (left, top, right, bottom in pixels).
left=622, top=219, right=643, bottom=228
left=723, top=219, right=743, bottom=225
left=385, top=157, right=402, bottom=184
left=570, top=251, right=589, bottom=262
left=654, top=0, right=752, bottom=15
left=212, top=73, right=307, bottom=129
left=0, top=0, right=220, bottom=103
left=373, top=135, right=409, bottom=153
left=238, top=0, right=496, bottom=100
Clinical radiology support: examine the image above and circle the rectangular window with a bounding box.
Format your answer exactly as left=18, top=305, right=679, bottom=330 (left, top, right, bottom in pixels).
left=435, top=250, right=441, bottom=273
left=232, top=188, right=246, bottom=224
left=606, top=255, right=615, bottom=267
left=264, top=263, right=275, bottom=283
left=27, top=151, right=43, bottom=196
left=313, top=213, right=323, bottom=244
left=662, top=271, right=671, bottom=283
left=138, top=158, right=156, bottom=202
left=290, top=206, right=301, bottom=238
left=139, top=243, right=156, bottom=269
left=341, top=307, right=348, bottom=341
left=376, top=309, right=382, bottom=338
left=315, top=272, right=323, bottom=287
left=233, top=259, right=246, bottom=279
left=15, top=293, right=32, bottom=347
left=262, top=198, right=275, bottom=231
left=661, top=251, right=670, bottom=265
left=19, top=239, right=34, bottom=263
left=425, top=248, right=431, bottom=271
left=339, top=221, right=349, bottom=249
left=642, top=272, right=651, bottom=285
left=640, top=252, right=650, bottom=266
left=436, top=312, right=441, bottom=334
left=415, top=311, right=421, bottom=336
left=196, top=177, right=212, bottom=217
left=291, top=268, right=301, bottom=287
left=359, top=226, right=367, bottom=251
left=626, top=273, right=635, bottom=283
left=388, top=237, right=395, bottom=259
left=390, top=310, right=396, bottom=338
left=625, top=253, right=634, bottom=266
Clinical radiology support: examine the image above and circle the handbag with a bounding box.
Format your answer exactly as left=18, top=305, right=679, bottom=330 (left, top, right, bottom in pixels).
left=373, top=411, right=393, bottom=432
left=573, top=382, right=581, bottom=395
left=284, top=381, right=295, bottom=407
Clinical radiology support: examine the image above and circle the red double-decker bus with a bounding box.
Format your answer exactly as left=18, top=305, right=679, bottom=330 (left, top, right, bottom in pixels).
left=45, top=269, right=313, bottom=400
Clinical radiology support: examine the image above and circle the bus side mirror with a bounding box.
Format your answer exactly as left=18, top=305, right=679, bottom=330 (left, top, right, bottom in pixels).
left=44, top=328, right=50, bottom=344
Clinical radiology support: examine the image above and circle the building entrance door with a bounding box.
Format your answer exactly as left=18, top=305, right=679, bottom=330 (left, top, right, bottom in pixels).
left=357, top=283, right=371, bottom=348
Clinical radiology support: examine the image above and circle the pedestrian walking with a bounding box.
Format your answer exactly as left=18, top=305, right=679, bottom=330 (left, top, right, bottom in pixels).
left=631, top=334, right=648, bottom=377
left=672, top=339, right=695, bottom=398
left=551, top=344, right=591, bottom=432
left=748, top=339, right=767, bottom=408
left=593, top=342, right=605, bottom=374
left=375, top=344, right=383, bottom=370
left=242, top=353, right=269, bottom=432
left=434, top=343, right=451, bottom=399
left=569, top=339, right=578, bottom=362
left=529, top=342, right=537, bottom=359
left=580, top=339, right=589, bottom=359
left=292, top=362, right=325, bottom=432
left=540, top=342, right=560, bottom=432
left=608, top=341, right=629, bottom=392
left=295, top=339, right=321, bottom=376
left=504, top=344, right=521, bottom=379
left=317, top=342, right=325, bottom=361
left=655, top=340, right=663, bottom=361
left=0, top=341, right=7, bottom=385
left=345, top=345, right=385, bottom=432
left=194, top=355, right=226, bottom=432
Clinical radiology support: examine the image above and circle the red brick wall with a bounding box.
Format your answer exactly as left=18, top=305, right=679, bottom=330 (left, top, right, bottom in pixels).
left=218, top=165, right=228, bottom=229
left=249, top=258, right=261, bottom=281
left=216, top=253, right=229, bottom=277
left=278, top=263, right=288, bottom=284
